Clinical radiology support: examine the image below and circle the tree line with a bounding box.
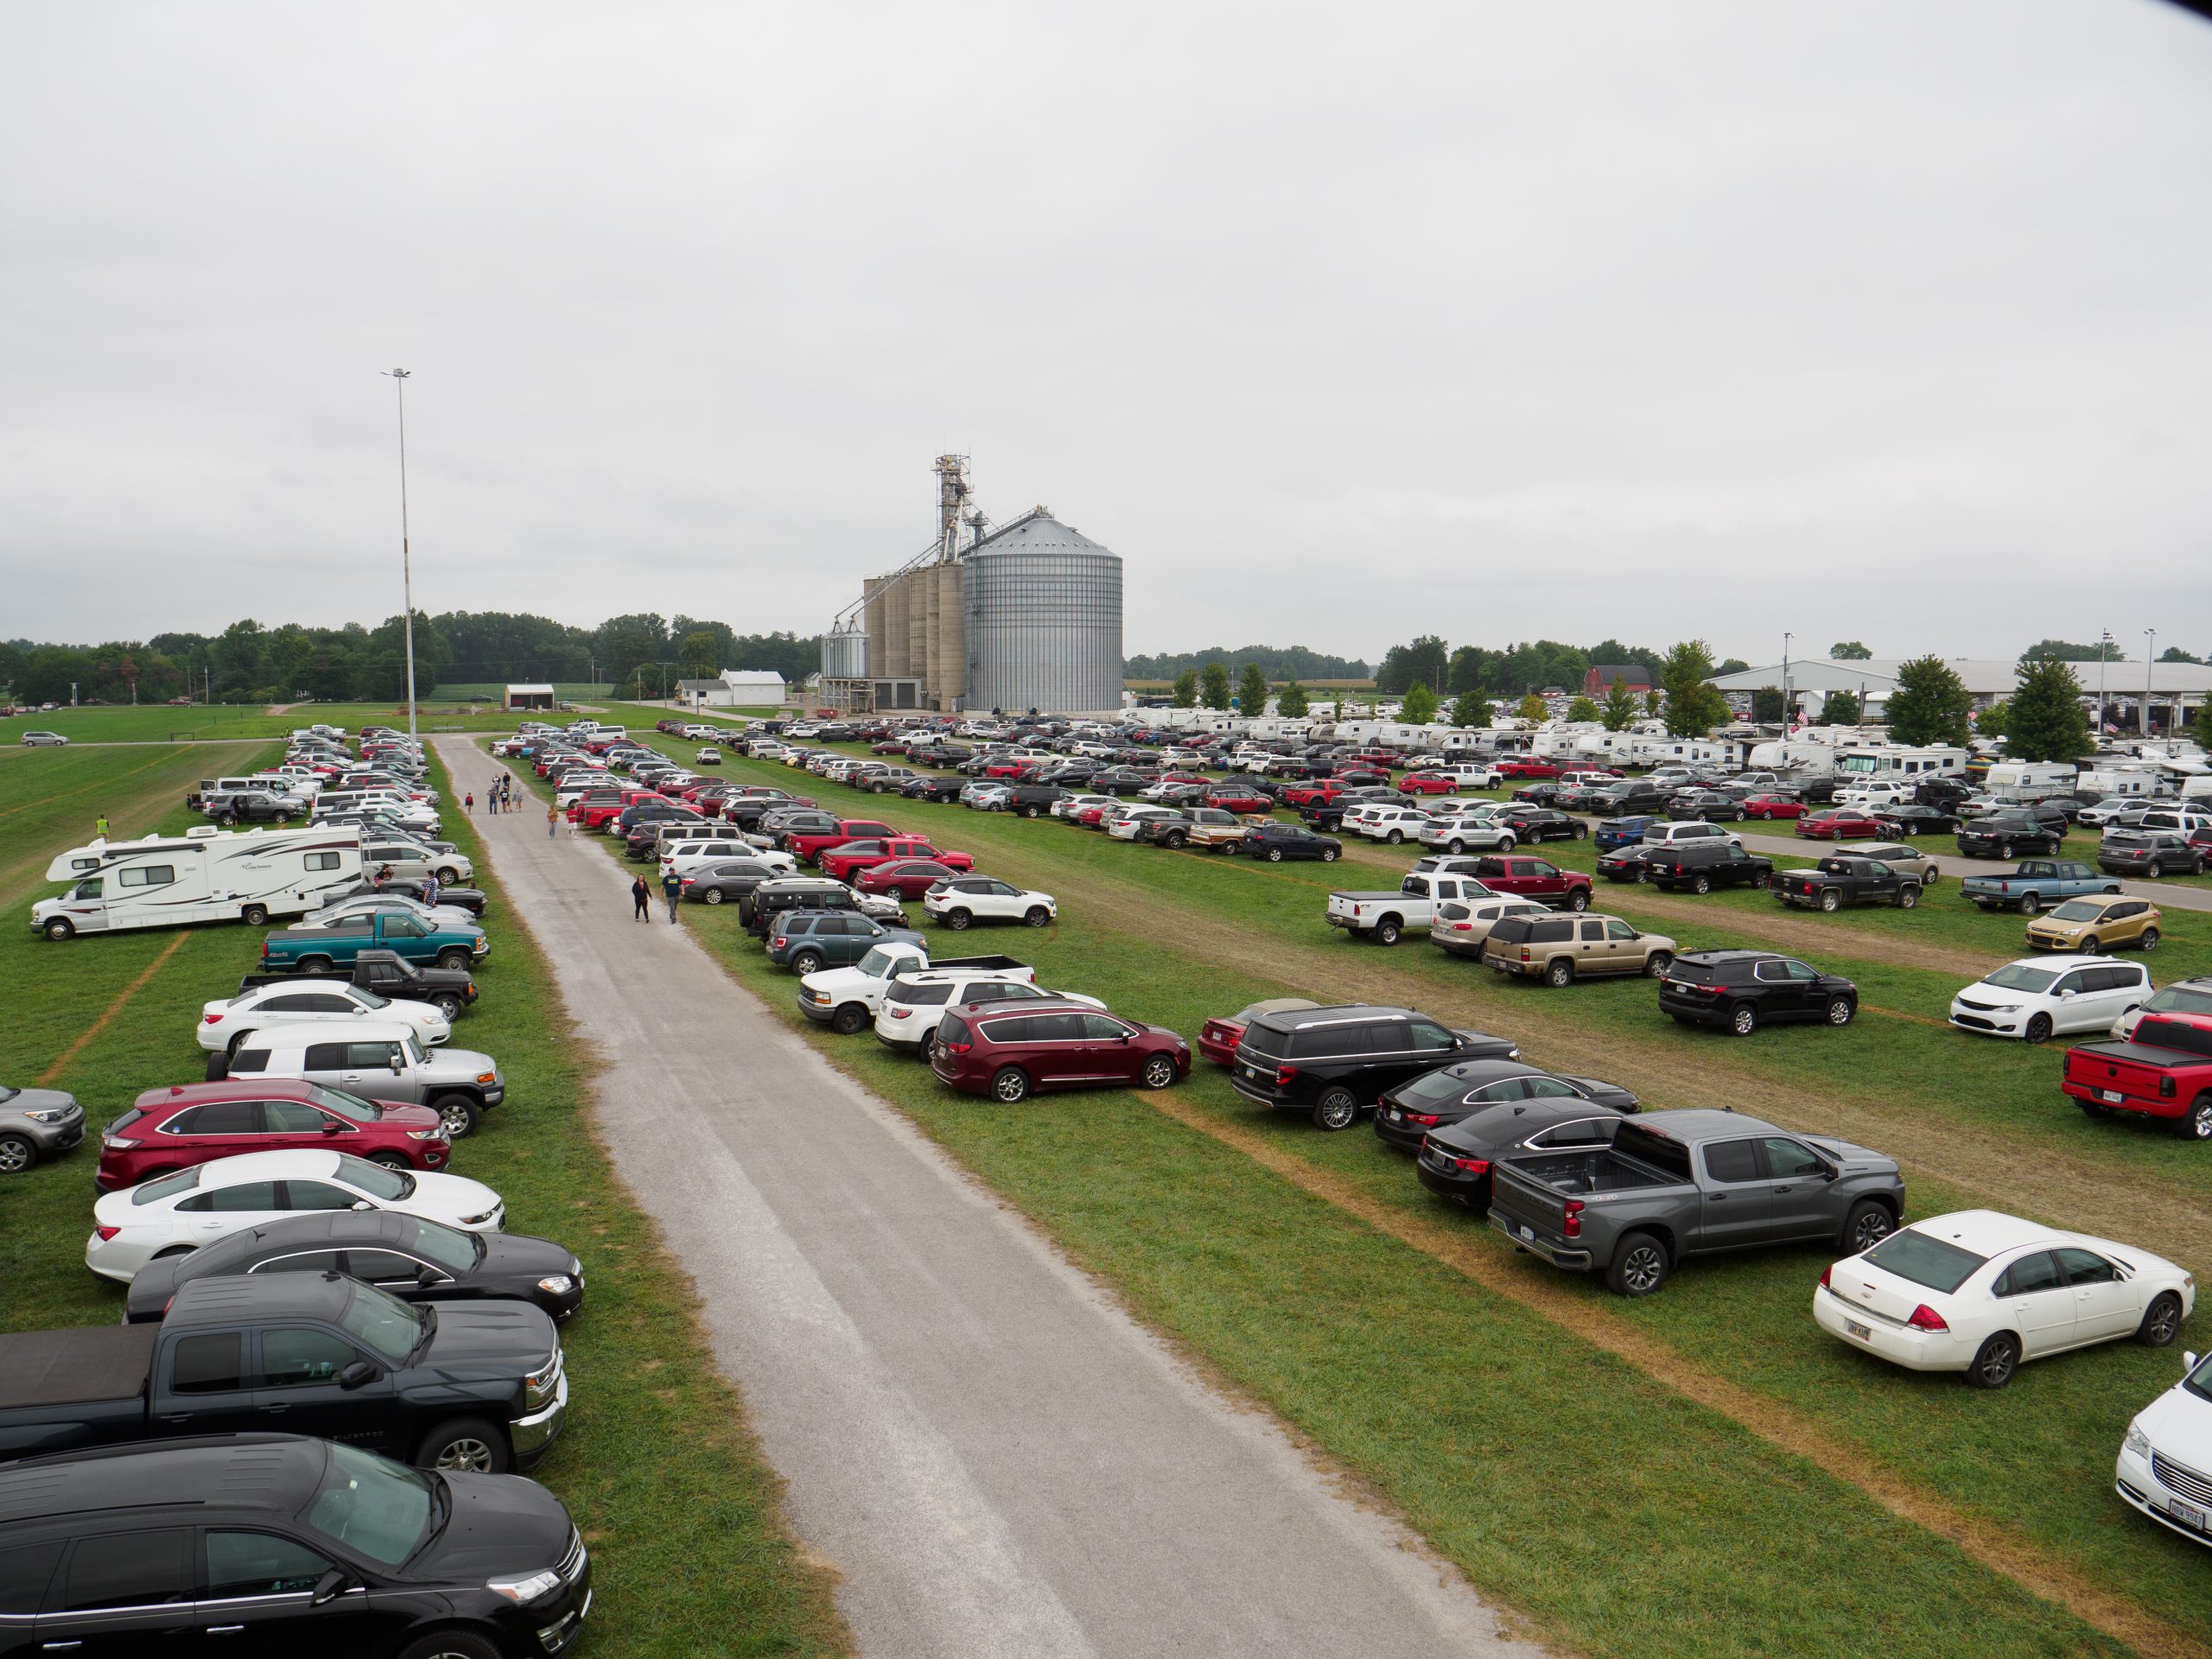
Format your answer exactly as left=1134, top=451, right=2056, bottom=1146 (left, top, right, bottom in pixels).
left=1125, top=644, right=1371, bottom=682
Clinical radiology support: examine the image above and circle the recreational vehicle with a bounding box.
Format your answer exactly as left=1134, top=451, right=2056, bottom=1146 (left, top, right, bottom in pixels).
left=30, top=826, right=364, bottom=941
left=1984, top=762, right=2080, bottom=804
left=1833, top=745, right=1968, bottom=782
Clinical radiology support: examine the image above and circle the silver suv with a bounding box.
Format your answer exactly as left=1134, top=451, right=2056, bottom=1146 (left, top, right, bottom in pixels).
left=227, top=1020, right=505, bottom=1140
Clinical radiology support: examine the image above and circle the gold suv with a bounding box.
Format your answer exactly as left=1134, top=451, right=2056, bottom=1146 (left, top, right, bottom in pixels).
left=1482, top=912, right=1679, bottom=986
left=2024, top=893, right=2162, bottom=954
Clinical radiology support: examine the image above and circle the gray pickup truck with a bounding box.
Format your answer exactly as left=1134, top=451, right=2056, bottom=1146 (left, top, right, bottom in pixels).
left=1487, top=1109, right=1904, bottom=1296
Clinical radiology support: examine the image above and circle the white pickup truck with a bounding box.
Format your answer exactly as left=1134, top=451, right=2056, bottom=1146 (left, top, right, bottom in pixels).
left=1325, top=871, right=1496, bottom=945
left=796, top=942, right=1032, bottom=1035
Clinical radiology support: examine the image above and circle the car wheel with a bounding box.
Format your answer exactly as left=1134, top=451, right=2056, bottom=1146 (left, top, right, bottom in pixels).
left=2145, top=860, right=2164, bottom=879
left=1565, top=888, right=1589, bottom=912
left=1997, top=842, right=2015, bottom=861
left=922, top=1029, right=943, bottom=1063
left=2139, top=927, right=2160, bottom=951
left=1384, top=829, right=1403, bottom=845
left=703, top=887, right=726, bottom=905
left=436, top=947, right=473, bottom=970
left=1897, top=886, right=1918, bottom=910
left=1573, top=823, right=1588, bottom=839
left=0, top=1134, right=35, bottom=1175
left=1374, top=918, right=1402, bottom=946
left=1816, top=887, right=1839, bottom=912
left=419, top=1416, right=510, bottom=1474
left=2076, top=935, right=2099, bottom=956
left=1497, top=836, right=1516, bottom=853
left=991, top=1066, right=1031, bottom=1103
left=1730, top=1002, right=1758, bottom=1037
left=1605, top=1233, right=1670, bottom=1297
left=41, top=917, right=74, bottom=941
left=368, top=1151, right=411, bottom=1170
left=1218, top=840, right=1241, bottom=855
left=1140, top=1054, right=1177, bottom=1090
left=429, top=992, right=464, bottom=1020
left=1644, top=950, right=1674, bottom=977
left=240, top=903, right=270, bottom=926
left=1022, top=804, right=1043, bottom=818
left=2137, top=1291, right=2185, bottom=1347
left=791, top=950, right=824, bottom=976
left=2023, top=1013, right=2053, bottom=1045
left=1966, top=1332, right=2021, bottom=1390
left=944, top=908, right=971, bottom=931
left=2015, top=891, right=2048, bottom=917
left=832, top=1002, right=870, bottom=1036
left=1544, top=958, right=1574, bottom=988
left=2180, top=1093, right=2212, bottom=1141
left=1693, top=874, right=1713, bottom=896
left=219, top=812, right=238, bottom=826
left=432, top=1095, right=482, bottom=1140
left=1319, top=847, right=1338, bottom=862
left=1826, top=996, right=1854, bottom=1027
left=1165, top=834, right=1186, bottom=849
left=1313, top=1085, right=1360, bottom=1132
left=1841, top=1198, right=1894, bottom=1255
left=298, top=955, right=334, bottom=974
left=1023, top=906, right=1052, bottom=928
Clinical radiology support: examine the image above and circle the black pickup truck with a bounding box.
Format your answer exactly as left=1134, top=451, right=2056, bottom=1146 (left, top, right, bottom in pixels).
left=238, top=946, right=480, bottom=1019
left=1001, top=783, right=1070, bottom=819
left=0, top=1273, right=566, bottom=1471
left=1772, top=855, right=1923, bottom=912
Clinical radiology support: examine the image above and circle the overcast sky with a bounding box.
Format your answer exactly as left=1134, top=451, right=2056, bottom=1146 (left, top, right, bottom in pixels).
left=6, top=1, right=2211, bottom=664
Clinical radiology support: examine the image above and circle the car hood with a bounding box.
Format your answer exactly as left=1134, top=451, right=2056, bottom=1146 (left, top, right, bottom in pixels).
left=404, top=1169, right=504, bottom=1219
left=420, top=1299, right=560, bottom=1374
left=2133, top=1381, right=2212, bottom=1466
left=478, top=1231, right=580, bottom=1282
left=423, top=1047, right=498, bottom=1081
left=1, top=1085, right=79, bottom=1118
left=409, top=1470, right=576, bottom=1582
left=1798, top=1135, right=1898, bottom=1177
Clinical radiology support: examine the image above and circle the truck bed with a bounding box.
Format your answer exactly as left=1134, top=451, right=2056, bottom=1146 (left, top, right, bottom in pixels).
left=2067, top=1039, right=2212, bottom=1071
left=0, top=1325, right=156, bottom=1408
left=1503, top=1149, right=1686, bottom=1197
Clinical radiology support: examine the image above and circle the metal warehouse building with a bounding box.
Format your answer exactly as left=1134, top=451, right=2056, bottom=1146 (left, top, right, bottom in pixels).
left=823, top=455, right=1123, bottom=716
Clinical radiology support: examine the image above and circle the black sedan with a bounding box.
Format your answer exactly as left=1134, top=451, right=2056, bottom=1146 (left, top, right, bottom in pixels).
left=1871, top=804, right=1959, bottom=836
left=1243, top=822, right=1343, bottom=862
left=1414, top=1096, right=1635, bottom=1207
left=125, top=1210, right=584, bottom=1323
left=1595, top=842, right=1667, bottom=883
left=1497, top=806, right=1587, bottom=842
left=1510, top=782, right=1568, bottom=806
left=1374, top=1058, right=1638, bottom=1154
left=1094, top=766, right=1161, bottom=796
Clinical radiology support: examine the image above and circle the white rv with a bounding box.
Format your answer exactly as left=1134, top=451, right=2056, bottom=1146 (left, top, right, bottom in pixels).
left=30, top=826, right=364, bottom=941
left=1833, top=745, right=1968, bottom=782
left=1628, top=735, right=1731, bottom=769
left=1981, top=761, right=2078, bottom=803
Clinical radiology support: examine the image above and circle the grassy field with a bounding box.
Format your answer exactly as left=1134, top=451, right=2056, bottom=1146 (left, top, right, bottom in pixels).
left=0, top=745, right=849, bottom=1659
left=0, top=699, right=762, bottom=745
left=512, top=730, right=2212, bottom=1659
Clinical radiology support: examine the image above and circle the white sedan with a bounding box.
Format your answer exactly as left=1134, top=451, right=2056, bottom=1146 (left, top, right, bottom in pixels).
left=2117, top=1349, right=2212, bottom=1548
left=87, top=1148, right=505, bottom=1281
left=1815, top=1209, right=2194, bottom=1389
left=923, top=875, right=1058, bottom=930
left=200, top=982, right=451, bottom=1053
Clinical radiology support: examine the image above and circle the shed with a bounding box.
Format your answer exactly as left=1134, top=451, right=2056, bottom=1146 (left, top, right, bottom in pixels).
left=503, top=683, right=556, bottom=710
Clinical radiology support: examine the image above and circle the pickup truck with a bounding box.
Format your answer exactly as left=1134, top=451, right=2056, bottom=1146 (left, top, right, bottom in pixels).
left=1327, top=871, right=1496, bottom=945
left=789, top=817, right=900, bottom=864
left=260, top=911, right=486, bottom=974
left=1773, top=855, right=1922, bottom=912
left=238, top=946, right=480, bottom=1020
left=817, top=836, right=975, bottom=883
left=798, top=942, right=1028, bottom=1033
left=1487, top=1109, right=1905, bottom=1295
left=1959, top=859, right=2120, bottom=916
left=1955, top=810, right=2064, bottom=860
left=0, top=1272, right=566, bottom=1471
left=2061, top=1014, right=2212, bottom=1140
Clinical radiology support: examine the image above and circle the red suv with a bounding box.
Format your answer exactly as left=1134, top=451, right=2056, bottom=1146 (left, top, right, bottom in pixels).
left=931, top=1001, right=1192, bottom=1103
left=818, top=836, right=975, bottom=883
left=1459, top=854, right=1593, bottom=910
left=1496, top=759, right=1560, bottom=779
left=96, top=1079, right=449, bottom=1192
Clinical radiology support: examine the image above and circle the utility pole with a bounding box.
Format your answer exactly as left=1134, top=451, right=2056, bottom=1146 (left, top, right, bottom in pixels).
left=382, top=368, right=418, bottom=741
left=2144, top=629, right=2157, bottom=740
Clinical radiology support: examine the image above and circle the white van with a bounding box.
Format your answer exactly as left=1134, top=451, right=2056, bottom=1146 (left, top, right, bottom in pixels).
left=32, top=826, right=364, bottom=941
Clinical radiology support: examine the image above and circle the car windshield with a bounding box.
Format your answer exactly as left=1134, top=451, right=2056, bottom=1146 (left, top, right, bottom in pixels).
left=304, top=1443, right=438, bottom=1567
left=334, top=1152, right=413, bottom=1201
left=1863, top=1228, right=1987, bottom=1293
left=2047, top=901, right=2104, bottom=922
left=1983, top=963, right=2060, bottom=994
left=2144, top=985, right=2212, bottom=1020
left=0, top=1086, right=15, bottom=1103
left=399, top=1215, right=486, bottom=1271
left=136, top=1164, right=205, bottom=1205
left=2188, top=1351, right=2212, bottom=1404
left=308, top=1084, right=385, bottom=1123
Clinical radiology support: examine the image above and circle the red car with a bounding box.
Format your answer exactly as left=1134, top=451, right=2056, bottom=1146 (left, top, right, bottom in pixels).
left=1496, top=760, right=1561, bottom=779
left=1398, top=772, right=1460, bottom=796
left=1282, top=779, right=1343, bottom=808
left=856, top=859, right=966, bottom=900
left=787, top=817, right=899, bottom=865
left=1074, top=801, right=1116, bottom=828
left=819, top=836, right=975, bottom=883
left=1205, top=787, right=1273, bottom=815
left=930, top=1000, right=1192, bottom=1102
left=1742, top=793, right=1808, bottom=820
left=95, top=1079, right=449, bottom=1192
left=1198, top=997, right=1322, bottom=1066
left=573, top=787, right=658, bottom=830
left=1796, top=808, right=1882, bottom=841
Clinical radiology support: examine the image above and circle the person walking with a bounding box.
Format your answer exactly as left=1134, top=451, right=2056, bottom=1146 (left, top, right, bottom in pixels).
left=421, top=873, right=441, bottom=910
left=94, top=813, right=110, bottom=838
left=546, top=804, right=560, bottom=838
left=465, top=791, right=474, bottom=815
left=662, top=864, right=683, bottom=923
left=630, top=874, right=652, bottom=922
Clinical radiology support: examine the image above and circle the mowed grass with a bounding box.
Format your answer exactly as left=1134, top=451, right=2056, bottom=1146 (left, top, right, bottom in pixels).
left=0, top=746, right=849, bottom=1659
left=525, top=734, right=2205, bottom=1657
left=0, top=700, right=752, bottom=746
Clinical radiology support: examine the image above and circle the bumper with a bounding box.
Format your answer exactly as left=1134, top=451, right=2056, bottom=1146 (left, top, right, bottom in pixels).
left=16, top=1113, right=86, bottom=1158
left=1370, top=1109, right=1431, bottom=1153
left=511, top=1370, right=570, bottom=1468
left=1657, top=995, right=1729, bottom=1027
left=1812, top=1286, right=1967, bottom=1372
left=85, top=1232, right=140, bottom=1282
left=797, top=995, right=839, bottom=1025
left=1229, top=1074, right=1298, bottom=1110
left=1488, top=1211, right=1590, bottom=1270
left=2116, top=1446, right=2212, bottom=1548
left=1948, top=1004, right=2025, bottom=1037
left=1415, top=1159, right=1483, bottom=1204
left=2062, top=1080, right=2176, bottom=1122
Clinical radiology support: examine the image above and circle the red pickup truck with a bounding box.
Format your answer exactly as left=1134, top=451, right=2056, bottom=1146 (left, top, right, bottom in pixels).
left=2061, top=1014, right=2212, bottom=1141
left=817, top=836, right=975, bottom=883
left=789, top=817, right=899, bottom=865
left=1282, top=779, right=1344, bottom=808
left=574, top=787, right=660, bottom=830
left=1497, top=759, right=1561, bottom=780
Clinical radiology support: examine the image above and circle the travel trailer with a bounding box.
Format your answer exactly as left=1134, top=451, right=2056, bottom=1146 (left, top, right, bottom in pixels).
left=2075, top=766, right=2167, bottom=802
left=1627, top=735, right=1731, bottom=769
left=1983, top=762, right=2080, bottom=804
left=30, top=826, right=364, bottom=941
left=1833, top=745, right=1968, bottom=782
left=1745, top=727, right=1881, bottom=774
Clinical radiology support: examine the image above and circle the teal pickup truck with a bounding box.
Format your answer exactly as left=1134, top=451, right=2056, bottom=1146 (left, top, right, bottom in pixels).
left=260, top=910, right=488, bottom=972
left=1959, top=859, right=2120, bottom=916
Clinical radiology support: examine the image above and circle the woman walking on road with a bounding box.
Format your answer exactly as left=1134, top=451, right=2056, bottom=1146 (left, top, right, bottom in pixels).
left=547, top=804, right=560, bottom=838
left=631, top=875, right=652, bottom=922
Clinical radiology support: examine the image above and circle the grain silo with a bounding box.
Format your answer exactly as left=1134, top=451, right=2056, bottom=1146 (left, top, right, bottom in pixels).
left=962, top=509, right=1122, bottom=716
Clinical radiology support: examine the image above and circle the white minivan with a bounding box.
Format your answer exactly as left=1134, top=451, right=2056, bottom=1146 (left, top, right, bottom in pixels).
left=1948, top=957, right=2152, bottom=1044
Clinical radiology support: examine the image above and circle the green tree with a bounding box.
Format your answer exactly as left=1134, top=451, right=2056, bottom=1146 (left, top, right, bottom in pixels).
left=2005, top=658, right=2090, bottom=762
left=1750, top=686, right=1786, bottom=725
left=1171, top=670, right=1198, bottom=709
left=1376, top=635, right=1451, bottom=696
left=2021, top=639, right=2118, bottom=663
left=1200, top=662, right=1231, bottom=710
left=1975, top=698, right=2010, bottom=741
left=1236, top=662, right=1269, bottom=713
left=2160, top=646, right=2205, bottom=664
left=1276, top=680, right=1308, bottom=717
left=1830, top=640, right=1872, bottom=660
left=1516, top=693, right=1548, bottom=722
left=1714, top=658, right=1750, bottom=676
left=1883, top=655, right=1974, bottom=747
left=1400, top=682, right=1439, bottom=724
left=1600, top=678, right=1641, bottom=731
left=679, top=630, right=721, bottom=676
left=1644, top=690, right=1663, bottom=716
left=1822, top=690, right=1862, bottom=726
left=1657, top=639, right=1729, bottom=736
left=1449, top=690, right=1491, bottom=728
left=1566, top=695, right=1602, bottom=722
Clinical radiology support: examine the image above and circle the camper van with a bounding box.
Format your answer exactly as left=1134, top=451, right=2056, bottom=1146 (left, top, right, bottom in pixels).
left=30, top=826, right=365, bottom=941
left=1982, top=761, right=2078, bottom=804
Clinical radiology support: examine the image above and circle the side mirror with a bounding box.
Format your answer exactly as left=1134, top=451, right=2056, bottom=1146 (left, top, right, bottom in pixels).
left=351, top=1200, right=375, bottom=1212
left=336, top=1360, right=379, bottom=1391
left=417, top=1266, right=442, bottom=1287
left=389, top=1053, right=406, bottom=1073
left=310, top=1567, right=353, bottom=1606
left=321, top=1120, right=344, bottom=1136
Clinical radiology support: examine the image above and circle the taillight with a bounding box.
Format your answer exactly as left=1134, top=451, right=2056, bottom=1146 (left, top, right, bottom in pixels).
left=201, top=1013, right=223, bottom=1024
left=1906, top=1304, right=1949, bottom=1333
left=772, top=937, right=786, bottom=949
left=95, top=1225, right=121, bottom=1241
left=1562, top=1198, right=1583, bottom=1239
left=1819, top=1265, right=1832, bottom=1289
left=944, top=1040, right=972, bottom=1055
left=2159, top=1077, right=2176, bottom=1099
left=1453, top=1156, right=1491, bottom=1175
left=1274, top=1065, right=1299, bottom=1086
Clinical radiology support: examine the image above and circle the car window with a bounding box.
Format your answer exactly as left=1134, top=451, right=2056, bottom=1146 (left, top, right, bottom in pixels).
left=283, top=1180, right=362, bottom=1212
left=169, top=1331, right=246, bottom=1393
left=203, top=1532, right=335, bottom=1599
left=1762, top=1138, right=1827, bottom=1179
left=1604, top=919, right=1638, bottom=941
left=57, top=1529, right=192, bottom=1611
left=301, top=1042, right=349, bottom=1071
left=1535, top=1116, right=1614, bottom=1147
left=175, top=1100, right=260, bottom=1135
left=1079, top=1014, right=1131, bottom=1039
left=250, top=1249, right=347, bottom=1275
left=1363, top=1022, right=1412, bottom=1055
left=2056, top=1247, right=2120, bottom=1286
left=257, top=1326, right=359, bottom=1388
left=1522, top=1077, right=1583, bottom=1099
left=1994, top=1250, right=2063, bottom=1296
left=345, top=1040, right=404, bottom=1069
left=1408, top=1021, right=1453, bottom=1050
left=1701, top=1140, right=1762, bottom=1184
left=178, top=1180, right=283, bottom=1213
left=2051, top=971, right=2088, bottom=996
left=1783, top=961, right=1818, bottom=982
left=0, top=1541, right=62, bottom=1616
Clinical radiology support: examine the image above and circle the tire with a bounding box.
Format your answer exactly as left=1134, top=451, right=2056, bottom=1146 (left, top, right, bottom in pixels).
left=2077, top=936, right=2099, bottom=956
left=703, top=887, right=725, bottom=905
left=1312, top=1086, right=1360, bottom=1132
left=1605, top=1233, right=1671, bottom=1297
left=944, top=908, right=971, bottom=931
left=1565, top=888, right=1590, bottom=912
left=417, top=1416, right=510, bottom=1474
left=1263, top=847, right=1286, bottom=863
left=1021, top=804, right=1043, bottom=819
left=2180, top=1094, right=2212, bottom=1141
left=1966, top=1332, right=2020, bottom=1389
left=1840, top=1198, right=1895, bottom=1255
left=1730, top=1002, right=1758, bottom=1037
left=2023, top=1013, right=2053, bottom=1045
left=241, top=904, right=269, bottom=926
left=1497, top=836, right=1516, bottom=853
left=1644, top=950, right=1674, bottom=977
left=1374, top=918, right=1402, bottom=946
left=1826, top=996, right=1855, bottom=1027
left=1997, top=842, right=2015, bottom=861
left=922, top=1029, right=943, bottom=1063
left=2137, top=1291, right=2185, bottom=1347
left=1140, top=1054, right=1177, bottom=1090
left=1923, top=864, right=1938, bottom=886
left=436, top=948, right=472, bottom=970
left=1573, top=823, right=1588, bottom=839
left=1693, top=874, right=1713, bottom=896
left=41, top=917, right=74, bottom=941
left=368, top=1151, right=411, bottom=1170
left=219, top=812, right=237, bottom=826
left=0, top=1134, right=35, bottom=1175
left=2139, top=927, right=2160, bottom=952
left=297, top=955, right=334, bottom=974
left=432, top=1095, right=482, bottom=1140
left=1165, top=833, right=1186, bottom=849
left=1217, top=841, right=1240, bottom=856
left=991, top=1066, right=1031, bottom=1103
left=1023, top=906, right=1052, bottom=928
left=2145, top=861, right=2164, bottom=879
left=832, top=1002, right=870, bottom=1036
left=1385, top=830, right=1403, bottom=845
left=1319, top=848, right=1338, bottom=862
left=429, top=992, right=464, bottom=1020
left=1751, top=870, right=1770, bottom=888
left=791, top=950, right=824, bottom=976
left=2015, top=892, right=2043, bottom=917
left=1446, top=838, right=1465, bottom=855
left=1545, top=958, right=1574, bottom=988
left=1897, top=887, right=1918, bottom=910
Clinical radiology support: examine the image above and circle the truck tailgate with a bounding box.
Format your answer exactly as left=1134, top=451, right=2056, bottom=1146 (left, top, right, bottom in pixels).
left=2065, top=1044, right=2191, bottom=1104
left=1489, top=1159, right=1570, bottom=1237
left=0, top=1325, right=156, bottom=1408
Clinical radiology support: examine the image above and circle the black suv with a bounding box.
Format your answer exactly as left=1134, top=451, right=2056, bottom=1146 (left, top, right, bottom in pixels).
left=1656, top=950, right=1858, bottom=1036
left=1644, top=842, right=1775, bottom=893
left=1243, top=822, right=1342, bottom=862
left=1497, top=807, right=1586, bottom=843
left=0, top=1435, right=589, bottom=1658
left=1955, top=810, right=2064, bottom=859
left=1228, top=1005, right=1519, bottom=1130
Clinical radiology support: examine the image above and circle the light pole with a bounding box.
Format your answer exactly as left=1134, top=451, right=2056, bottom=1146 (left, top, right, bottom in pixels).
left=2144, top=629, right=2157, bottom=740
left=1782, top=632, right=1793, bottom=728
left=2097, top=630, right=2111, bottom=738
left=382, top=368, right=418, bottom=741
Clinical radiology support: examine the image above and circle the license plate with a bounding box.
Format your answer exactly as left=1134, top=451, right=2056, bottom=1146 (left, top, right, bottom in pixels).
left=2099, top=1089, right=2124, bottom=1103
left=1846, top=1320, right=1872, bottom=1341
left=1385, top=1109, right=1401, bottom=1122
left=1518, top=1224, right=1534, bottom=1242
left=2171, top=1497, right=2208, bottom=1535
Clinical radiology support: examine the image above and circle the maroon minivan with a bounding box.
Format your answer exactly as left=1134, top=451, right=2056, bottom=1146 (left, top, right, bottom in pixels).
left=930, top=1001, right=1191, bottom=1103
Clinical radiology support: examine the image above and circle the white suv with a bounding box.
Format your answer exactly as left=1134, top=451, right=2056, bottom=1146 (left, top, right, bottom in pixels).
left=923, top=876, right=1058, bottom=930
left=874, top=974, right=1104, bottom=1057
left=1358, top=805, right=1434, bottom=845
left=1948, top=957, right=2152, bottom=1044
left=1417, top=814, right=1516, bottom=855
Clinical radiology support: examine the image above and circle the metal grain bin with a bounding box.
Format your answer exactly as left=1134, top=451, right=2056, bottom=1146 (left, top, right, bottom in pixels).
left=962, top=512, right=1122, bottom=715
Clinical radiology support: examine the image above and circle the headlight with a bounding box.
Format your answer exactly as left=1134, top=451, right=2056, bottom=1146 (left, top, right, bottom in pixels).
left=2124, top=1421, right=2152, bottom=1459
left=1991, top=1004, right=2020, bottom=1014
left=406, top=1129, right=442, bottom=1141
left=24, top=1108, right=70, bottom=1124
left=524, top=1348, right=562, bottom=1406
left=537, top=1274, right=575, bottom=1295
left=461, top=1208, right=499, bottom=1226
left=486, top=1568, right=563, bottom=1605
